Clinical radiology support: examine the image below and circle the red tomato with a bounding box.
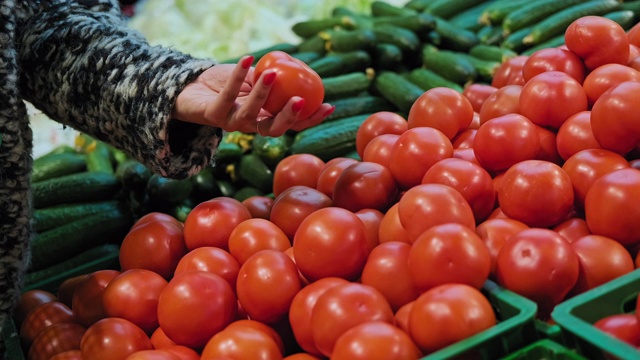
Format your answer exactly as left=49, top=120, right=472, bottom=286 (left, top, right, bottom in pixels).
left=556, top=111, right=601, bottom=161
left=283, top=247, right=310, bottom=285
left=478, top=85, right=522, bottom=125
left=131, top=212, right=182, bottom=231
left=593, top=314, right=640, bottom=347
left=463, top=83, right=498, bottom=113
left=451, top=129, right=476, bottom=149
left=236, top=250, right=301, bottom=324
left=315, top=157, right=358, bottom=198
left=565, top=16, right=630, bottom=70
left=422, top=158, right=496, bottom=222
left=183, top=197, right=251, bottom=251
left=361, top=242, right=419, bottom=311
left=562, top=149, right=630, bottom=208
left=498, top=160, right=574, bottom=228
left=475, top=218, right=529, bottom=276
left=254, top=51, right=324, bottom=118
left=407, top=87, right=474, bottom=139
left=124, top=350, right=180, bottom=360
left=585, top=168, right=640, bottom=246
left=492, top=55, right=528, bottom=88
left=149, top=327, right=175, bottom=349
left=14, top=290, right=58, bottom=328
left=355, top=111, right=408, bottom=158
left=552, top=218, right=591, bottom=243
left=519, top=71, right=588, bottom=130
left=378, top=202, right=412, bottom=245
left=582, top=63, right=640, bottom=105
left=331, top=321, right=421, bottom=360
left=225, top=319, right=285, bottom=355
left=200, top=326, right=282, bottom=360
left=408, top=284, right=496, bottom=355
left=269, top=185, right=332, bottom=240
left=495, top=228, right=579, bottom=318
left=332, top=161, right=398, bottom=212
left=569, top=235, right=635, bottom=295
left=473, top=113, right=540, bottom=173
left=628, top=22, right=640, bottom=47
left=228, top=218, right=290, bottom=264
left=161, top=345, right=200, bottom=360
left=27, top=322, right=85, bottom=360
left=72, top=270, right=120, bottom=328
left=80, top=317, right=152, bottom=360
left=522, top=48, right=587, bottom=83
left=591, top=81, right=640, bottom=155
left=452, top=148, right=481, bottom=166
left=409, top=223, right=491, bottom=292
left=394, top=301, right=414, bottom=334
left=103, top=269, right=168, bottom=334
left=355, top=208, right=384, bottom=253
left=362, top=134, right=400, bottom=169
left=289, top=277, right=349, bottom=355
left=49, top=350, right=82, bottom=360
left=397, top=183, right=476, bottom=242
left=310, top=282, right=395, bottom=357
left=157, top=271, right=236, bottom=349
left=273, top=153, right=325, bottom=197
left=20, top=301, right=77, bottom=348
left=242, top=195, right=274, bottom=220
left=388, top=127, right=454, bottom=189
left=293, top=207, right=369, bottom=281
left=57, top=275, right=86, bottom=309
left=173, top=246, right=240, bottom=289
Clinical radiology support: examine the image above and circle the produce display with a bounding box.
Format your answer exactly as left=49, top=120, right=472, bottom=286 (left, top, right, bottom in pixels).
left=7, top=0, right=640, bottom=359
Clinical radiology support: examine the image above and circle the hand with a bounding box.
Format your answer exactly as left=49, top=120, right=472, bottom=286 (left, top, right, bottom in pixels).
left=172, top=56, right=335, bottom=137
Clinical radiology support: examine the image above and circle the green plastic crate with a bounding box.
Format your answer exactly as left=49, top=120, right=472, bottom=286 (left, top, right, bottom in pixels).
left=535, top=319, right=566, bottom=345
left=552, top=269, right=640, bottom=360
left=2, top=316, right=24, bottom=360
left=500, top=339, right=587, bottom=359
left=422, top=280, right=539, bottom=359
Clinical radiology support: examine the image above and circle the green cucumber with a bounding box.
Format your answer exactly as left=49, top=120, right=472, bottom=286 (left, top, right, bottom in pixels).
left=308, top=50, right=372, bottom=78
left=146, top=173, right=193, bottom=207
left=422, top=45, right=478, bottom=85
left=38, top=144, right=78, bottom=157
left=449, top=1, right=497, bottom=31
left=292, top=16, right=357, bottom=38
left=521, top=34, right=566, bottom=56
left=222, top=43, right=298, bottom=64
left=190, top=166, right=222, bottom=203
left=500, top=26, right=533, bottom=52
left=233, top=186, right=265, bottom=203
left=371, top=24, right=422, bottom=52
left=456, top=53, right=501, bottom=82
left=216, top=179, right=237, bottom=198
left=85, top=140, right=115, bottom=174
left=325, top=96, right=395, bottom=122
left=33, top=200, right=123, bottom=233
left=621, top=0, right=640, bottom=19
left=469, top=44, right=517, bottom=63
left=323, top=71, right=374, bottom=100
left=432, top=16, right=480, bottom=52
left=480, top=0, right=536, bottom=25
left=404, top=0, right=432, bottom=11
left=371, top=13, right=437, bottom=34
left=115, top=159, right=152, bottom=192
left=322, top=28, right=376, bottom=52
left=215, top=141, right=244, bottom=162
left=32, top=152, right=87, bottom=183
left=238, top=154, right=274, bottom=193
left=407, top=68, right=464, bottom=93
left=477, top=25, right=505, bottom=46
left=290, top=51, right=323, bottom=64
left=371, top=1, right=416, bottom=17
left=374, top=43, right=404, bottom=71
left=251, top=134, right=292, bottom=166
left=424, top=0, right=487, bottom=20
left=32, top=171, right=122, bottom=209
left=604, top=10, right=637, bottom=31
left=297, top=34, right=328, bottom=54
left=502, top=0, right=586, bottom=35
left=373, top=71, right=425, bottom=113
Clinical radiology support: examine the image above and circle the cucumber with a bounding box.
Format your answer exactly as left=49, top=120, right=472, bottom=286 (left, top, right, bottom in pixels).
left=38, top=144, right=78, bottom=157
left=480, top=0, right=536, bottom=25
left=297, top=35, right=327, bottom=54
left=422, top=45, right=478, bottom=85
left=469, top=44, right=517, bottom=63
left=424, top=0, right=487, bottom=20
left=502, top=0, right=585, bottom=35
left=325, top=96, right=395, bottom=122
left=521, top=34, right=566, bottom=56
left=222, top=42, right=298, bottom=64
left=308, top=50, right=372, bottom=78
left=115, top=159, right=152, bottom=192
left=146, top=173, right=193, bottom=207
left=604, top=10, right=637, bottom=31
left=523, top=0, right=622, bottom=45
left=371, top=13, right=437, bottom=34
left=33, top=200, right=123, bottom=233
left=432, top=16, right=480, bottom=52
left=238, top=154, right=274, bottom=193
left=32, top=171, right=122, bottom=209
left=32, top=152, right=87, bottom=183
left=25, top=244, right=120, bottom=289
left=85, top=140, right=115, bottom=174
left=449, top=1, right=496, bottom=31
left=621, top=0, right=640, bottom=19
left=215, top=141, right=244, bottom=162
left=500, top=26, right=533, bottom=52
left=371, top=24, right=422, bottom=52
left=189, top=166, right=221, bottom=203
left=233, top=186, right=265, bottom=203
left=216, top=179, right=237, bottom=198
left=456, top=53, right=501, bottom=82
left=168, top=200, right=193, bottom=223
left=407, top=68, right=464, bottom=93
left=292, top=16, right=357, bottom=38
left=322, top=28, right=376, bottom=52
left=29, top=207, right=132, bottom=271
left=290, top=113, right=372, bottom=161
left=251, top=134, right=292, bottom=166
left=373, top=71, right=425, bottom=113
left=371, top=1, right=416, bottom=17
left=323, top=71, right=373, bottom=101
left=290, top=51, right=323, bottom=64
left=404, top=0, right=432, bottom=11
left=477, top=25, right=505, bottom=46
left=374, top=43, right=404, bottom=71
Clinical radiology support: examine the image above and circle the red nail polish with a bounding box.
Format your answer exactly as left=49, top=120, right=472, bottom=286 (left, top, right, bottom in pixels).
left=292, top=99, right=306, bottom=113
left=241, top=56, right=254, bottom=69
left=323, top=106, right=336, bottom=117
left=263, top=71, right=276, bottom=86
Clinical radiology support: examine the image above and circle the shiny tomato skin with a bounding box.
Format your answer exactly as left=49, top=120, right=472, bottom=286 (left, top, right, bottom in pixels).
left=582, top=63, right=640, bottom=105
left=332, top=161, right=398, bottom=212
left=475, top=218, right=529, bottom=276
left=552, top=218, right=591, bottom=243
left=48, top=350, right=82, bottom=360
left=20, top=301, right=77, bottom=348
left=131, top=212, right=182, bottom=231
left=556, top=111, right=601, bottom=161
left=362, top=134, right=400, bottom=169
left=269, top=185, right=333, bottom=240
left=242, top=195, right=274, bottom=220
left=331, top=321, right=421, bottom=360
left=183, top=197, right=252, bottom=251
left=565, top=16, right=630, bottom=70
left=254, top=51, right=324, bottom=118
left=522, top=47, right=587, bottom=83
left=273, top=153, right=325, bottom=197
left=355, top=111, right=408, bottom=158
left=315, top=157, right=358, bottom=198
left=593, top=314, right=640, bottom=347
left=590, top=81, right=640, bottom=155
left=463, top=84, right=498, bottom=113
left=378, top=202, right=412, bottom=245
left=161, top=345, right=200, bottom=360
left=56, top=275, right=86, bottom=309
left=478, top=85, right=522, bottom=125
left=394, top=301, right=414, bottom=334
left=200, top=326, right=283, bottom=360
left=355, top=208, right=384, bottom=253
left=452, top=148, right=481, bottom=166
left=225, top=319, right=285, bottom=355
left=228, top=218, right=291, bottom=265
left=173, top=246, right=240, bottom=289
left=72, top=270, right=121, bottom=328
left=628, top=22, right=640, bottom=47
left=14, top=290, right=58, bottom=328
left=534, top=125, right=562, bottom=165
left=407, top=87, right=474, bottom=139
left=149, top=326, right=175, bottom=349
left=80, top=317, right=152, bottom=360
left=27, top=322, right=86, bottom=360
left=452, top=129, right=476, bottom=149
left=124, top=350, right=180, bottom=360
left=492, top=55, right=528, bottom=88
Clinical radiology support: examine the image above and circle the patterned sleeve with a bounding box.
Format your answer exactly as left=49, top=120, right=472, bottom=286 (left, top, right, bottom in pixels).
left=17, top=0, right=221, bottom=179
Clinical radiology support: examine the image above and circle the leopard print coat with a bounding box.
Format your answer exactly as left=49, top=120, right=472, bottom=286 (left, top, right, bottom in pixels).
left=0, top=0, right=220, bottom=352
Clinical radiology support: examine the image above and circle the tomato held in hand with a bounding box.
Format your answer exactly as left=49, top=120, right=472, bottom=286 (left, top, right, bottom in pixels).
left=254, top=51, right=324, bottom=118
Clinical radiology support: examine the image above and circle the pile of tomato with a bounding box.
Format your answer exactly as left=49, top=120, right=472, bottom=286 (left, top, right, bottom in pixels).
left=15, top=15, right=640, bottom=360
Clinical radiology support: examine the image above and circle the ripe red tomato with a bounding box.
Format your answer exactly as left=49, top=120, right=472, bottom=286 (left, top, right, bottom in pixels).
left=628, top=22, right=640, bottom=47
left=362, top=133, right=400, bottom=169
left=315, top=157, right=358, bottom=198
left=254, top=51, right=324, bottom=118
left=103, top=269, right=168, bottom=334
left=519, top=71, right=588, bottom=130
left=131, top=213, right=182, bottom=231
left=408, top=87, right=474, bottom=139
left=273, top=153, right=325, bottom=197
left=161, top=345, right=200, bottom=360
left=452, top=147, right=481, bottom=166
left=150, top=326, right=175, bottom=349
left=582, top=63, right=640, bottom=105
left=283, top=354, right=322, bottom=360
left=310, top=282, right=395, bottom=357
left=378, top=202, right=412, bottom=244
left=398, top=183, right=476, bottom=242
left=463, top=83, right=498, bottom=113
left=183, top=197, right=251, bottom=250
left=293, top=207, right=369, bottom=281
left=72, top=270, right=120, bottom=328
left=556, top=111, right=601, bottom=161
left=57, top=275, right=86, bottom=309
left=241, top=195, right=274, bottom=220
left=332, top=161, right=398, bottom=212
left=120, top=220, right=187, bottom=279
left=394, top=301, right=414, bottom=334
left=80, top=317, right=152, bottom=360
left=200, top=326, right=283, bottom=360
left=498, top=160, right=574, bottom=228
left=473, top=113, right=540, bottom=173
left=585, top=168, right=640, bottom=246
left=224, top=319, right=285, bottom=354
left=20, top=301, right=77, bottom=348
left=355, top=111, right=408, bottom=158
left=124, top=350, right=180, bottom=360
left=478, top=84, right=522, bottom=125
left=495, top=228, right=579, bottom=318
left=331, top=321, right=421, bottom=360
left=173, top=246, right=240, bottom=289
left=565, top=16, right=630, bottom=70
left=522, top=48, right=587, bottom=83
left=236, top=250, right=301, bottom=324
left=49, top=350, right=82, bottom=360
left=228, top=218, right=290, bottom=264
left=552, top=218, right=591, bottom=243
left=27, top=322, right=85, bottom=360
left=157, top=271, right=237, bottom=349
left=422, top=158, right=496, bottom=222
left=534, top=125, right=562, bottom=164
left=269, top=185, right=333, bottom=240
left=593, top=314, right=640, bottom=347
left=388, top=127, right=454, bottom=189
left=591, top=81, right=640, bottom=155
left=492, top=55, right=528, bottom=88
left=355, top=208, right=384, bottom=252
left=451, top=129, right=476, bottom=149
left=475, top=218, right=529, bottom=276
left=408, top=284, right=496, bottom=355
left=14, top=290, right=58, bottom=328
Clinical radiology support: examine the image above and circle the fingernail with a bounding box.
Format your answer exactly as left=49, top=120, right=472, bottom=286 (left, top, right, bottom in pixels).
left=292, top=98, right=306, bottom=113
left=241, top=56, right=254, bottom=69
left=323, top=106, right=336, bottom=117
left=263, top=71, right=276, bottom=86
